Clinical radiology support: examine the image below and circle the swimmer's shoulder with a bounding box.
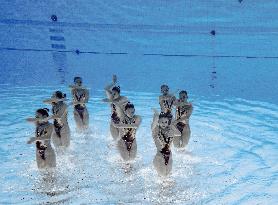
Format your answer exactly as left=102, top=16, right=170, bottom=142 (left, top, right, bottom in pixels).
left=152, top=125, right=159, bottom=135
left=60, top=102, right=68, bottom=110
left=134, top=115, right=142, bottom=122
left=120, top=96, right=128, bottom=103
left=170, top=94, right=176, bottom=99
left=82, top=87, right=89, bottom=92
left=176, top=99, right=182, bottom=106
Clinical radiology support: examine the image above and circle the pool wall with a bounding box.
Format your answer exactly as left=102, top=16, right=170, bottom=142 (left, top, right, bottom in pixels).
left=0, top=0, right=278, bottom=104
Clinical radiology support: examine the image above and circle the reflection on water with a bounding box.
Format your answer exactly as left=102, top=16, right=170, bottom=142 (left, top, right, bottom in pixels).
left=0, top=86, right=278, bottom=204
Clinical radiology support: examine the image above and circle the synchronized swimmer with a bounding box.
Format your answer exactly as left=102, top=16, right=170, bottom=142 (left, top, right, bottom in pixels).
left=26, top=75, right=193, bottom=177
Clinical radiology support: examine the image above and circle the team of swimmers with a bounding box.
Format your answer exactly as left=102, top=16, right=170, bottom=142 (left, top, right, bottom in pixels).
left=27, top=75, right=193, bottom=176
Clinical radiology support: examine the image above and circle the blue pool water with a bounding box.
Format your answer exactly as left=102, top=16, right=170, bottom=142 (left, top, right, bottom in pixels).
left=1, top=1, right=278, bottom=204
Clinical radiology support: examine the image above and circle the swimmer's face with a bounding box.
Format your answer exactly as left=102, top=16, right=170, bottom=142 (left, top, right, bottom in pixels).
left=161, top=86, right=169, bottom=95
left=112, top=90, right=120, bottom=99
left=125, top=107, right=135, bottom=118
left=158, top=117, right=169, bottom=129
left=74, top=78, right=82, bottom=86
left=35, top=112, right=44, bottom=122
left=179, top=93, right=188, bottom=101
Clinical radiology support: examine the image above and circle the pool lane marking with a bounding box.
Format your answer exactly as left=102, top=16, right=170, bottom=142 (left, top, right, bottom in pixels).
left=51, top=44, right=66, bottom=49
left=50, top=36, right=65, bottom=41
left=1, top=47, right=278, bottom=59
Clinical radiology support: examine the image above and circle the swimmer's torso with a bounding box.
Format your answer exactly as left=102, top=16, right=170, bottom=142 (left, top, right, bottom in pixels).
left=36, top=122, right=52, bottom=160
left=160, top=95, right=176, bottom=113
left=110, top=96, right=128, bottom=123
left=52, top=102, right=68, bottom=124
left=52, top=102, right=69, bottom=138
left=158, top=127, right=173, bottom=149
left=119, top=115, right=137, bottom=151
left=119, top=115, right=137, bottom=140
left=72, top=88, right=88, bottom=105
left=153, top=126, right=173, bottom=151
left=176, top=102, right=192, bottom=123
left=154, top=126, right=173, bottom=165
left=175, top=101, right=192, bottom=123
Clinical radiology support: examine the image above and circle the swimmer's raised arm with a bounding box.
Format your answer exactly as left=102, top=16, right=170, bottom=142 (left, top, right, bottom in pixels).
left=187, top=103, right=193, bottom=117
left=151, top=108, right=159, bottom=131
left=170, top=89, right=180, bottom=97
left=27, top=136, right=36, bottom=144
left=156, top=136, right=169, bottom=150
left=43, top=99, right=56, bottom=104
left=26, top=116, right=52, bottom=123
left=101, top=96, right=128, bottom=104
left=114, top=97, right=129, bottom=108
left=69, top=85, right=88, bottom=90
left=113, top=97, right=129, bottom=119
left=43, top=98, right=66, bottom=104
left=101, top=98, right=112, bottom=103
left=52, top=105, right=68, bottom=120
left=104, top=75, right=117, bottom=99
left=170, top=123, right=182, bottom=137
left=159, top=96, right=164, bottom=109
left=105, top=74, right=117, bottom=90
left=84, top=89, right=89, bottom=103
left=27, top=126, right=52, bottom=144
left=152, top=108, right=159, bottom=115
left=173, top=97, right=179, bottom=106
left=27, top=134, right=51, bottom=144
left=174, top=114, right=189, bottom=124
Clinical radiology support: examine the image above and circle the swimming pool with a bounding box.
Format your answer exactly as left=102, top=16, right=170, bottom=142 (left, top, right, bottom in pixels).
left=1, top=1, right=278, bottom=204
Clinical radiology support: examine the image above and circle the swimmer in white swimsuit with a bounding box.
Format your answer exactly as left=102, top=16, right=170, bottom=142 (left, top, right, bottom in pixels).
left=112, top=103, right=141, bottom=161
left=27, top=108, right=56, bottom=169
left=103, top=75, right=129, bottom=140
left=43, top=91, right=70, bottom=148
left=69, top=77, right=90, bottom=130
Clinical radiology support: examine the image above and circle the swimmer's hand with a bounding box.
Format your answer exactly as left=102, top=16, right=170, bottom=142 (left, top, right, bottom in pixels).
left=27, top=137, right=36, bottom=144
left=102, top=98, right=112, bottom=102
left=50, top=115, right=62, bottom=122
left=26, top=118, right=37, bottom=123
left=45, top=98, right=68, bottom=104
left=170, top=89, right=180, bottom=96
left=70, top=100, right=86, bottom=106
left=170, top=123, right=182, bottom=136
left=43, top=99, right=58, bottom=104
left=151, top=108, right=159, bottom=114
left=111, top=122, right=117, bottom=127
left=69, top=84, right=88, bottom=89
left=26, top=117, right=51, bottom=123
left=112, top=74, right=117, bottom=84
left=69, top=84, right=75, bottom=88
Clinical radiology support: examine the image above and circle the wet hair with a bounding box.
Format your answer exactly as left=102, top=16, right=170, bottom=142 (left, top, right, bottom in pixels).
left=125, top=102, right=134, bottom=110
left=55, top=91, right=66, bottom=99
left=159, top=112, right=172, bottom=125
left=158, top=112, right=169, bottom=119
left=112, top=86, right=121, bottom=94
left=179, top=90, right=188, bottom=96
left=161, top=84, right=169, bottom=90
left=74, top=76, right=82, bottom=82
left=36, top=108, right=49, bottom=118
